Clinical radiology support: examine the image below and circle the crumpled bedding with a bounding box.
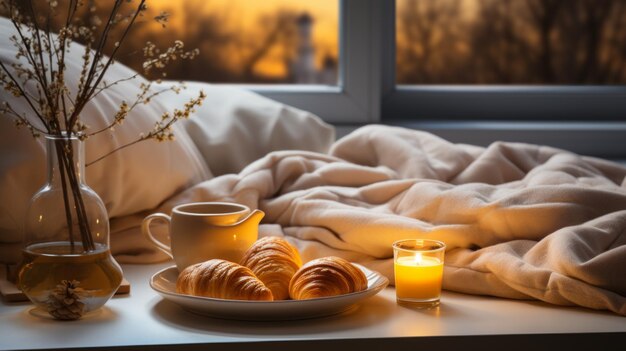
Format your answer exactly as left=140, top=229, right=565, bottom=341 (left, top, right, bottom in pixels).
left=113, top=124, right=626, bottom=315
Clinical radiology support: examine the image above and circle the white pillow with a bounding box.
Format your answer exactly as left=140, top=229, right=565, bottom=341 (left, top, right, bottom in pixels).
left=156, top=81, right=336, bottom=176
left=0, top=17, right=211, bottom=263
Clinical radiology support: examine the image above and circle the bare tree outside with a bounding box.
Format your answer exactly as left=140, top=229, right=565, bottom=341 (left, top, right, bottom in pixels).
left=106, top=1, right=338, bottom=84
left=397, top=0, right=626, bottom=84
left=1, top=0, right=338, bottom=84
left=11, top=0, right=622, bottom=85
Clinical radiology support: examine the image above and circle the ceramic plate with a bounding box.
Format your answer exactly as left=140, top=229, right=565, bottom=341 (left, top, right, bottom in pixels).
left=150, top=264, right=389, bottom=321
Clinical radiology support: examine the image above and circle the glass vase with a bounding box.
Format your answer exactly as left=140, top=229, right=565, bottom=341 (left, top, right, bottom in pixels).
left=18, top=133, right=123, bottom=320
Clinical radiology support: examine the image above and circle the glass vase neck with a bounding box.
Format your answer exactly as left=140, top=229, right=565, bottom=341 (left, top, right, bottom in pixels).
left=45, top=133, right=85, bottom=186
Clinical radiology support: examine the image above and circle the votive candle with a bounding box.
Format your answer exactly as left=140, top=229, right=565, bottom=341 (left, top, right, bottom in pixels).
left=393, top=239, right=445, bottom=308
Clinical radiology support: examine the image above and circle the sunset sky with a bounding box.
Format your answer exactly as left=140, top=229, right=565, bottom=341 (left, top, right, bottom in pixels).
left=149, top=0, right=338, bottom=78
left=135, top=0, right=625, bottom=84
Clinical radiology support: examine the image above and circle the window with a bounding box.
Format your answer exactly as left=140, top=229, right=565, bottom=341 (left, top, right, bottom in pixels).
left=387, top=0, right=626, bottom=129
left=68, top=1, right=626, bottom=156
left=102, top=1, right=339, bottom=85
left=124, top=1, right=382, bottom=124
left=256, top=1, right=626, bottom=132
left=385, top=0, right=626, bottom=159
left=396, top=0, right=626, bottom=85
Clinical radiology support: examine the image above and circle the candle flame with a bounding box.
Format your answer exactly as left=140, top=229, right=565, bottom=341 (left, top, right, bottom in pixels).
left=413, top=252, right=423, bottom=265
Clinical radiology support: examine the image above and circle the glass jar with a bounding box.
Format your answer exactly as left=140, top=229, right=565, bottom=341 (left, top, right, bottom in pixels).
left=18, top=133, right=123, bottom=320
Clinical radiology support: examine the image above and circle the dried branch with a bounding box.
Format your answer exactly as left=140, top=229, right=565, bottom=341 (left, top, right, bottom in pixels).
left=1, top=0, right=205, bottom=251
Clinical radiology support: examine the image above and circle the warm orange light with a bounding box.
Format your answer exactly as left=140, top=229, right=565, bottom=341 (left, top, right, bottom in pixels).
left=149, top=0, right=338, bottom=79
left=394, top=255, right=443, bottom=300
left=393, top=239, right=446, bottom=308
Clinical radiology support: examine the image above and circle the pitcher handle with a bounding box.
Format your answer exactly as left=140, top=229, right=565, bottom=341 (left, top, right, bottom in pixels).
left=141, top=213, right=173, bottom=258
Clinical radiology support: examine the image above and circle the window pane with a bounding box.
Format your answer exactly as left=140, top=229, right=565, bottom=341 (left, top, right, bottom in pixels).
left=396, top=0, right=626, bottom=84
left=73, top=1, right=338, bottom=84
left=144, top=0, right=339, bottom=84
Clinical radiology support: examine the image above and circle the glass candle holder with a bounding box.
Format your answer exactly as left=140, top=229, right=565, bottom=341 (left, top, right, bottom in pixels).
left=393, top=239, right=445, bottom=308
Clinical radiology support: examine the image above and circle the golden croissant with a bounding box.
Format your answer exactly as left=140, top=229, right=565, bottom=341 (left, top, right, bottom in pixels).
left=176, top=259, right=273, bottom=301
left=289, top=256, right=368, bottom=300
left=240, top=236, right=303, bottom=300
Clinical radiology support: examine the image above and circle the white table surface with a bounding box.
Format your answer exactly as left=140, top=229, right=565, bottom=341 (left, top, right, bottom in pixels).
left=1, top=262, right=625, bottom=351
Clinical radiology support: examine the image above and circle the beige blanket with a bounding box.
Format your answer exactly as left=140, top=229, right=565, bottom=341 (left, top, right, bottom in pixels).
left=117, top=125, right=626, bottom=315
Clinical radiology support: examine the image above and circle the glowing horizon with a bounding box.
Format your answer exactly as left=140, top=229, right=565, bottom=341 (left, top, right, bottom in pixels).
left=148, top=0, right=338, bottom=79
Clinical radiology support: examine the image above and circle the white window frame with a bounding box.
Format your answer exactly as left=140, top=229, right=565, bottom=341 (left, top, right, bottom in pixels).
left=248, top=0, right=382, bottom=125
left=250, top=0, right=626, bottom=159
